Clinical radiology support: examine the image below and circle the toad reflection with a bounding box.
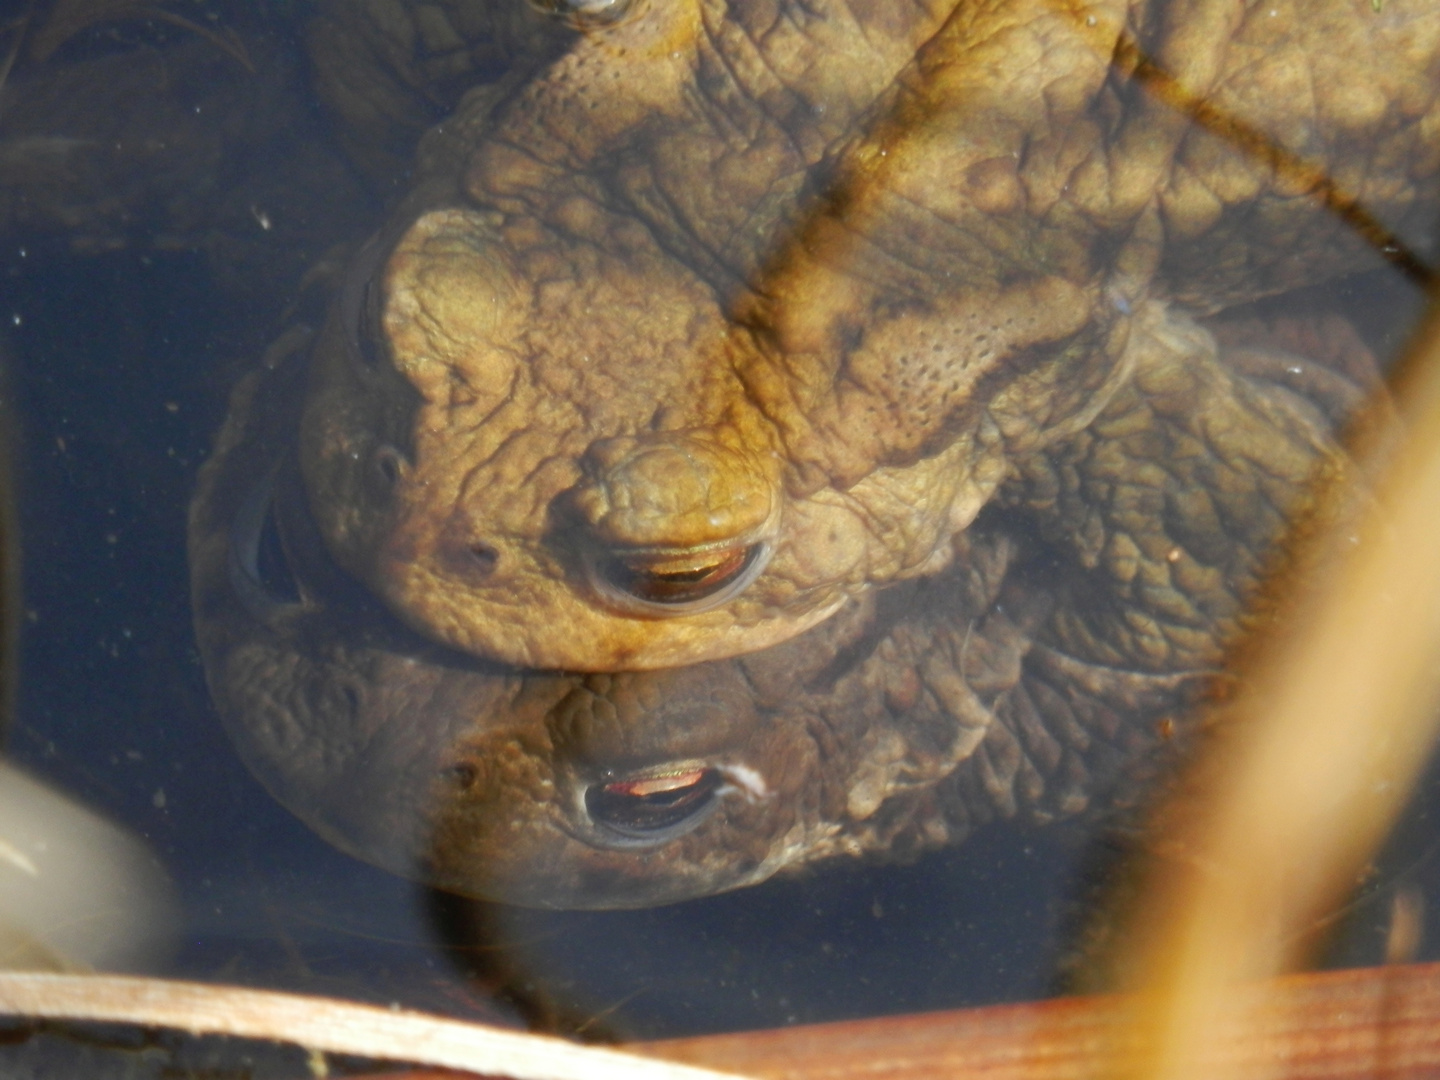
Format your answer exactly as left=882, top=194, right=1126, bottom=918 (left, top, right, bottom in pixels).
left=190, top=309, right=1374, bottom=908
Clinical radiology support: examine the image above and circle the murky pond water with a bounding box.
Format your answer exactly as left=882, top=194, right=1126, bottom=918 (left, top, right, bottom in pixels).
left=2, top=0, right=1440, bottom=1074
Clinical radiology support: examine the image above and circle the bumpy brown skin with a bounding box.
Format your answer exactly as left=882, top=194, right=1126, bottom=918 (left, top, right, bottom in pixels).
left=296, top=0, right=1440, bottom=672
left=191, top=302, right=1367, bottom=908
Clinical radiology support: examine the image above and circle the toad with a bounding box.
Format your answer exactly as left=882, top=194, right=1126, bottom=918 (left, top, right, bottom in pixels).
left=293, top=0, right=1440, bottom=672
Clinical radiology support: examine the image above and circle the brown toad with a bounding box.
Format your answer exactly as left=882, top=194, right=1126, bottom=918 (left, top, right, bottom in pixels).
left=293, top=0, right=1440, bottom=672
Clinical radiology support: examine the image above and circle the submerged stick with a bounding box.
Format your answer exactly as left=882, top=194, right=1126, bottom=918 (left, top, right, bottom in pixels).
left=633, top=960, right=1440, bottom=1080
left=4, top=961, right=1438, bottom=1080
left=0, top=972, right=746, bottom=1080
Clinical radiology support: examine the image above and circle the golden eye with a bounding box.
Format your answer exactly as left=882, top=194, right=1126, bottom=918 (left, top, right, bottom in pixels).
left=599, top=541, right=766, bottom=610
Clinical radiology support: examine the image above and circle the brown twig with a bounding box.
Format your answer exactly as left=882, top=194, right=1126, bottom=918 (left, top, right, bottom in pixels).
left=633, top=962, right=1440, bottom=1080
left=0, top=972, right=748, bottom=1080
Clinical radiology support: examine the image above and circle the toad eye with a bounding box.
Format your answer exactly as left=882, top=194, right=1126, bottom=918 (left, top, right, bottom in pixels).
left=589, top=541, right=768, bottom=614
left=229, top=476, right=304, bottom=618
left=526, top=0, right=640, bottom=29
left=356, top=279, right=387, bottom=368
left=341, top=233, right=395, bottom=370
left=585, top=767, right=722, bottom=841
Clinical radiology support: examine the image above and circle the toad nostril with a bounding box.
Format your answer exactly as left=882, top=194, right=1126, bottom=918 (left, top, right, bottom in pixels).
left=373, top=445, right=406, bottom=487
left=469, top=543, right=500, bottom=576
left=449, top=762, right=480, bottom=790
left=585, top=767, right=722, bottom=837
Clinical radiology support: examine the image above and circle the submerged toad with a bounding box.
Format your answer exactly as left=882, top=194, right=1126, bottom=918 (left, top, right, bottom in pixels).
left=294, top=0, right=1440, bottom=672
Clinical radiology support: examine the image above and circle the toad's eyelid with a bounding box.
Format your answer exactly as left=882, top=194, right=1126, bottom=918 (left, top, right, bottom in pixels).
left=228, top=474, right=306, bottom=621
left=341, top=233, right=396, bottom=369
